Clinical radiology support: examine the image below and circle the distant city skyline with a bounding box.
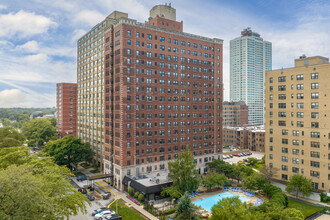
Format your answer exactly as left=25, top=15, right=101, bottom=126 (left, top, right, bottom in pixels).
left=0, top=0, right=330, bottom=107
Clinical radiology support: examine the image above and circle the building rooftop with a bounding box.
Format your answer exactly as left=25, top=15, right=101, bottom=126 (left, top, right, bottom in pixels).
left=128, top=170, right=171, bottom=187
left=224, top=125, right=265, bottom=132
left=241, top=27, right=260, bottom=37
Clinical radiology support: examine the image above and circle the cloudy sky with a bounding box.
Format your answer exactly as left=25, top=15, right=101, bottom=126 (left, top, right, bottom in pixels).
left=0, top=0, right=329, bottom=108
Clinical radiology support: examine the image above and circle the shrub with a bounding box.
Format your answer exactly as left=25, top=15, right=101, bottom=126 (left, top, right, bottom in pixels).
left=128, top=187, right=133, bottom=196
left=138, top=193, right=144, bottom=202
left=259, top=184, right=288, bottom=211
left=134, top=192, right=140, bottom=198
left=320, top=192, right=330, bottom=203
left=162, top=207, right=176, bottom=215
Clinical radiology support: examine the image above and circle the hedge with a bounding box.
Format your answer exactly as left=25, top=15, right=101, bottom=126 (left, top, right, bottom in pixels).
left=161, top=207, right=176, bottom=215
left=258, top=184, right=288, bottom=211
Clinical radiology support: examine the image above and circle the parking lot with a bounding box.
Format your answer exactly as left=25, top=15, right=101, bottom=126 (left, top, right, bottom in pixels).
left=223, top=151, right=265, bottom=164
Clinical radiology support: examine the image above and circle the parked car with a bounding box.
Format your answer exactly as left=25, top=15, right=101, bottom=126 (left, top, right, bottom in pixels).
left=103, top=193, right=110, bottom=200
left=77, top=175, right=87, bottom=181
left=94, top=210, right=115, bottom=220
left=87, top=193, right=95, bottom=201
left=105, top=214, right=122, bottom=220
left=229, top=154, right=233, bottom=158
left=78, top=188, right=87, bottom=194
left=92, top=208, right=111, bottom=216
left=243, top=159, right=248, bottom=162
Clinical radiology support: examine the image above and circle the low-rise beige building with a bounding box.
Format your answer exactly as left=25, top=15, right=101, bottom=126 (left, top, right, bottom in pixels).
left=223, top=126, right=265, bottom=152
left=265, top=55, right=330, bottom=192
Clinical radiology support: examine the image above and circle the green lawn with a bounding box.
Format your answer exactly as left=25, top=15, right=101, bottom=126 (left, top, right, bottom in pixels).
left=110, top=199, right=146, bottom=220
left=287, top=198, right=325, bottom=217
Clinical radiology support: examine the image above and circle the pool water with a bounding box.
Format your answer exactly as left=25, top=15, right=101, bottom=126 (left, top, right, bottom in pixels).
left=192, top=192, right=250, bottom=212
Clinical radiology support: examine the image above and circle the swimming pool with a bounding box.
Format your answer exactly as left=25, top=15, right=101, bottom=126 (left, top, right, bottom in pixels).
left=192, top=192, right=250, bottom=212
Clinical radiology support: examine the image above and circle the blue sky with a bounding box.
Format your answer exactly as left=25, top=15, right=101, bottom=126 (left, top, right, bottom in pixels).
left=0, top=0, right=329, bottom=107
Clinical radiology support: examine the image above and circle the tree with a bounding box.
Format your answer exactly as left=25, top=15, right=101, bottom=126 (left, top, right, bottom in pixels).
left=286, top=174, right=314, bottom=198
left=206, top=159, right=227, bottom=173
left=43, top=135, right=94, bottom=170
left=22, top=118, right=58, bottom=147
left=174, top=192, right=199, bottom=220
left=202, top=172, right=228, bottom=189
left=259, top=165, right=279, bottom=183
left=280, top=208, right=304, bottom=220
left=0, top=146, right=89, bottom=219
left=246, top=157, right=259, bottom=167
left=231, top=164, right=253, bottom=183
left=166, top=147, right=200, bottom=194
left=211, top=196, right=268, bottom=220
left=243, top=173, right=267, bottom=189
left=161, top=185, right=182, bottom=199
left=0, top=127, right=26, bottom=148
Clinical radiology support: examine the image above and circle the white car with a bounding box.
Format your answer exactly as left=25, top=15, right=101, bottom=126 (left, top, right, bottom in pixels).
left=94, top=210, right=116, bottom=220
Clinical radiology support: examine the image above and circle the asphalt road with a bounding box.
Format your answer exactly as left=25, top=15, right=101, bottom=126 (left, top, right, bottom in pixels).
left=223, top=151, right=265, bottom=164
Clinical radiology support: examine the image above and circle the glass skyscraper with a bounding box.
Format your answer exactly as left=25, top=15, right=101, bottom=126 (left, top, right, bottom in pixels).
left=230, top=27, right=272, bottom=125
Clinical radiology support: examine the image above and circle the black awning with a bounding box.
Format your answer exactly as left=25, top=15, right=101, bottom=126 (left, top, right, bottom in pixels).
left=87, top=174, right=113, bottom=180
left=123, top=176, right=172, bottom=195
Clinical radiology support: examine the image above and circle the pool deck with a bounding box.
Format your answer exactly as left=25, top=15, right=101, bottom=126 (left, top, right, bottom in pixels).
left=191, top=189, right=259, bottom=216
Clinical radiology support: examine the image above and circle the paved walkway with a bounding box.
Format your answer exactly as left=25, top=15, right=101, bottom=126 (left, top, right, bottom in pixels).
left=96, top=181, right=158, bottom=220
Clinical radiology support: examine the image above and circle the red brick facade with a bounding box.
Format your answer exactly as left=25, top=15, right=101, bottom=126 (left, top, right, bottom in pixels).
left=56, top=83, right=77, bottom=138
left=103, top=15, right=223, bottom=186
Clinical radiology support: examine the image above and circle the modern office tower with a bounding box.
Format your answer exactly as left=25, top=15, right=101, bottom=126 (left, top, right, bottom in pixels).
left=56, top=83, right=77, bottom=138
left=77, top=4, right=223, bottom=189
left=230, top=27, right=272, bottom=125
left=265, top=55, right=330, bottom=192
left=223, top=101, right=248, bottom=127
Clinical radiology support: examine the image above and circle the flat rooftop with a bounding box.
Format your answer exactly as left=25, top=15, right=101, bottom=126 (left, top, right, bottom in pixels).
left=129, top=170, right=171, bottom=187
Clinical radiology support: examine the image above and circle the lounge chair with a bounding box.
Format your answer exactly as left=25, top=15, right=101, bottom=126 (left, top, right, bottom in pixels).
left=189, top=193, right=193, bottom=197
left=192, top=192, right=197, bottom=197
left=195, top=191, right=200, bottom=196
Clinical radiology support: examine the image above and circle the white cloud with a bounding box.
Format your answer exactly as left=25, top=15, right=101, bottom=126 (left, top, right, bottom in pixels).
left=0, top=10, right=57, bottom=38
left=0, top=89, right=26, bottom=107
left=73, top=10, right=105, bottom=26
left=0, top=5, right=7, bottom=10
left=16, top=40, right=39, bottom=53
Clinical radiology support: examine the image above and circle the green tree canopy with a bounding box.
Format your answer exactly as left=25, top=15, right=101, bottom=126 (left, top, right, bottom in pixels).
left=286, top=174, right=314, bottom=198
left=246, top=157, right=259, bottom=166
left=0, top=146, right=89, bottom=219
left=174, top=192, right=199, bottom=220
left=202, top=172, right=228, bottom=189
left=259, top=165, right=279, bottom=183
left=21, top=118, right=58, bottom=147
left=211, top=196, right=268, bottom=220
left=0, top=127, right=26, bottom=148
left=243, top=172, right=268, bottom=189
left=43, top=135, right=94, bottom=170
left=231, top=164, right=253, bottom=183
left=280, top=208, right=304, bottom=220
left=166, top=148, right=200, bottom=194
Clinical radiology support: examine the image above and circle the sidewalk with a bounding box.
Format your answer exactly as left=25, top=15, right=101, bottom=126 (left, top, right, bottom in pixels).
left=96, top=181, right=158, bottom=220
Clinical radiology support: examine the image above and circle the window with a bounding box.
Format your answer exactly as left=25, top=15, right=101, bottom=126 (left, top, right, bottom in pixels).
left=282, top=139, right=288, bottom=144
left=292, top=158, right=299, bottom=164
left=311, top=122, right=319, bottom=128
left=311, top=93, right=319, bottom=99
left=282, top=165, right=288, bottom=171
left=269, top=94, right=273, bottom=100
left=310, top=171, right=319, bottom=178
left=278, top=112, right=286, bottom=117
left=311, top=132, right=320, bottom=138
left=311, top=112, right=319, bottom=119
left=282, top=130, right=288, bottom=135
left=297, top=93, right=304, bottom=99
left=292, top=167, right=299, bottom=173
left=311, top=141, right=320, bottom=148
left=297, top=121, right=304, bottom=127
left=278, top=85, right=286, bottom=91
left=310, top=151, right=320, bottom=158
left=297, top=112, right=304, bottom=118
left=292, top=140, right=299, bottom=145
left=279, top=121, right=286, bottom=126
left=278, top=94, right=286, bottom=100
left=311, top=102, right=319, bottom=109
left=282, top=174, right=288, bottom=180
left=269, top=77, right=273, bottom=83
left=297, top=103, right=304, bottom=109
left=297, top=74, right=304, bottom=80
left=282, top=156, right=288, bottom=162
left=297, top=84, right=304, bottom=90
left=311, top=83, right=319, bottom=89
left=270, top=86, right=273, bottom=92
left=293, top=130, right=299, bottom=136
left=278, top=76, right=286, bottom=82
left=279, top=103, right=286, bottom=108
left=311, top=73, right=318, bottom=79
left=310, top=161, right=320, bottom=168
left=282, top=147, right=288, bottom=153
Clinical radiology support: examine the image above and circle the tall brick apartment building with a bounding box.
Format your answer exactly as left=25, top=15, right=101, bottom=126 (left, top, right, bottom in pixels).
left=56, top=83, right=77, bottom=138
left=77, top=4, right=223, bottom=189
